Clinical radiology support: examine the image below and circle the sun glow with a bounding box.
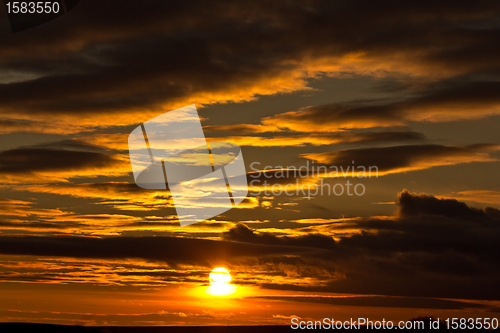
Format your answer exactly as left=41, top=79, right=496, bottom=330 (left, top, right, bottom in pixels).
left=205, top=267, right=237, bottom=296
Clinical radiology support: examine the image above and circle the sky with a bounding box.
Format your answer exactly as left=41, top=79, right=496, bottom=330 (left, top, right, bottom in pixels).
left=0, top=0, right=500, bottom=326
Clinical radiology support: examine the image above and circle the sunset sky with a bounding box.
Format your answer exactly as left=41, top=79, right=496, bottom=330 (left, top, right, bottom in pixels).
left=0, top=0, right=500, bottom=326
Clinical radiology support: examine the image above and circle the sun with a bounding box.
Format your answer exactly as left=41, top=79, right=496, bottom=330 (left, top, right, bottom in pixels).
left=205, top=267, right=236, bottom=296
left=209, top=267, right=231, bottom=284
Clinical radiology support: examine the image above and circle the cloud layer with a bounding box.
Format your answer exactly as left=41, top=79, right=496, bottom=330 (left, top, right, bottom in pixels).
left=2, top=0, right=500, bottom=132
left=0, top=191, right=498, bottom=301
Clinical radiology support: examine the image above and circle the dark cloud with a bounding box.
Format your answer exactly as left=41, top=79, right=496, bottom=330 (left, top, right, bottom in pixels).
left=223, top=191, right=500, bottom=300
left=0, top=220, right=76, bottom=229
left=0, top=147, right=120, bottom=175
left=223, top=223, right=336, bottom=250
left=0, top=234, right=312, bottom=267
left=204, top=124, right=271, bottom=134
left=261, top=80, right=500, bottom=131
left=50, top=181, right=148, bottom=194
left=1, top=0, right=500, bottom=129
left=397, top=189, right=500, bottom=223
left=304, top=144, right=499, bottom=175
left=3, top=181, right=174, bottom=212
left=0, top=140, right=126, bottom=181
left=0, top=119, right=42, bottom=134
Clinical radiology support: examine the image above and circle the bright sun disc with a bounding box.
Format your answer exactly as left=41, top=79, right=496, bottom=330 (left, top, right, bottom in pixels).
left=206, top=267, right=236, bottom=296
left=209, top=267, right=231, bottom=284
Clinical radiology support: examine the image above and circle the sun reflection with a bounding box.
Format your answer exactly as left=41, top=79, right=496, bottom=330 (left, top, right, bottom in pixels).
left=205, top=267, right=237, bottom=296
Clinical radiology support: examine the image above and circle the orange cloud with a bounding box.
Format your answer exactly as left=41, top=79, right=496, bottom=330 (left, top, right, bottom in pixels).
left=0, top=198, right=67, bottom=217
left=6, top=182, right=171, bottom=211
left=437, top=190, right=500, bottom=206
left=208, top=131, right=424, bottom=147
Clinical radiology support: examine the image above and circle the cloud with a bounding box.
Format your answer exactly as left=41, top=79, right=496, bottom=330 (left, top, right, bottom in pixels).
left=223, top=223, right=336, bottom=250
left=0, top=255, right=215, bottom=287
left=204, top=124, right=273, bottom=134
left=260, top=295, right=484, bottom=310
left=244, top=142, right=487, bottom=197
left=0, top=199, right=66, bottom=217
left=0, top=119, right=65, bottom=134
left=260, top=81, right=500, bottom=132
left=243, top=143, right=496, bottom=199
left=8, top=182, right=172, bottom=211
left=223, top=190, right=500, bottom=300
left=0, top=140, right=127, bottom=182
left=304, top=144, right=499, bottom=176
left=397, top=189, right=499, bottom=222
left=273, top=314, right=301, bottom=320
left=207, top=131, right=426, bottom=147
left=207, top=79, right=500, bottom=135
left=5, top=180, right=258, bottom=214
left=2, top=1, right=500, bottom=133
left=0, top=190, right=498, bottom=301
left=437, top=190, right=500, bottom=206
left=0, top=234, right=311, bottom=267
left=0, top=198, right=177, bottom=234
